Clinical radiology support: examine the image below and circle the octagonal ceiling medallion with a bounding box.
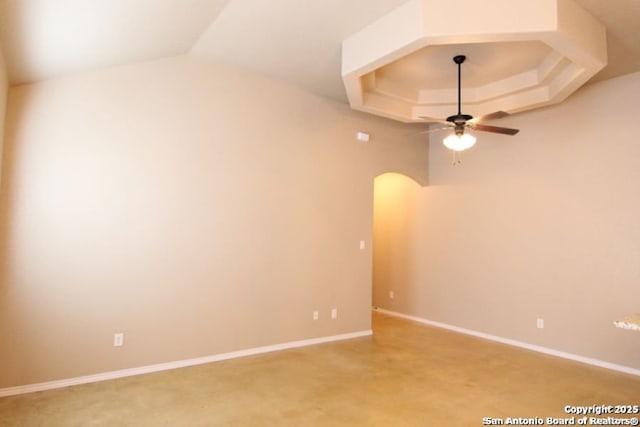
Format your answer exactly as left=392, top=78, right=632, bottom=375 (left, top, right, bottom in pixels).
left=342, top=0, right=607, bottom=122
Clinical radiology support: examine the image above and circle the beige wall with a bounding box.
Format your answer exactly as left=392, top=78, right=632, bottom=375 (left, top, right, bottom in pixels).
left=373, top=72, right=640, bottom=370
left=0, top=55, right=428, bottom=388
left=0, top=48, right=7, bottom=176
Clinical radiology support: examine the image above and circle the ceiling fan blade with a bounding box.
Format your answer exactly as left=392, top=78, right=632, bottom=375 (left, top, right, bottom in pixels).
left=422, top=126, right=450, bottom=134
left=469, top=111, right=509, bottom=123
left=472, top=123, right=520, bottom=135
left=408, top=126, right=451, bottom=136
left=418, top=116, right=450, bottom=125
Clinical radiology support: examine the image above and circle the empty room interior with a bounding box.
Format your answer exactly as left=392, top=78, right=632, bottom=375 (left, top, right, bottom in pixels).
left=0, top=0, right=639, bottom=425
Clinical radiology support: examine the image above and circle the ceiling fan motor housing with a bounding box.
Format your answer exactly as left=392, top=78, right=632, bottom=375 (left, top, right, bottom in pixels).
left=446, top=113, right=473, bottom=124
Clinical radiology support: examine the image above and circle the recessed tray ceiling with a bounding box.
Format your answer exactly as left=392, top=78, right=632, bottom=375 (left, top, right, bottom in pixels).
left=342, top=0, right=608, bottom=122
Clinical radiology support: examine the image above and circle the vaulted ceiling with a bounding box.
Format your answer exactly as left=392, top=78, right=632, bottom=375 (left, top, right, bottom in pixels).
left=1, top=0, right=639, bottom=110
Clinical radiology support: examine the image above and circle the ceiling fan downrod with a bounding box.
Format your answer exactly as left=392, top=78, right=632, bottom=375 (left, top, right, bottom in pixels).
left=447, top=55, right=473, bottom=135
left=454, top=55, right=465, bottom=116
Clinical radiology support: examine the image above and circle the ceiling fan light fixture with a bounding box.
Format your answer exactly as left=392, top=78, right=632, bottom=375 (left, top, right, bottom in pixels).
left=443, top=132, right=476, bottom=151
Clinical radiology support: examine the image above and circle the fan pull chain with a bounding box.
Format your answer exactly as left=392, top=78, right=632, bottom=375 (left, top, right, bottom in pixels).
left=451, top=150, right=463, bottom=165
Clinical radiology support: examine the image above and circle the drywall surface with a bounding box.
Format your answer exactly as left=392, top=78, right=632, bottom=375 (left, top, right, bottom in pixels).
left=373, top=72, right=640, bottom=370
left=0, top=55, right=427, bottom=387
left=0, top=49, right=7, bottom=179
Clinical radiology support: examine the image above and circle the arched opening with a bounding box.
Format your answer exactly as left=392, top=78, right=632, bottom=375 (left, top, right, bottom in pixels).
left=372, top=172, right=422, bottom=314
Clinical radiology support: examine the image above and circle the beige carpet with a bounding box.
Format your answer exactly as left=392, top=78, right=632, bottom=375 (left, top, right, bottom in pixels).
left=1, top=312, right=638, bottom=426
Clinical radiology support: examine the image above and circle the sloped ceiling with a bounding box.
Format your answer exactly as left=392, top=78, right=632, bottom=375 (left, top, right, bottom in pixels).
left=0, top=0, right=229, bottom=84
left=0, top=0, right=639, bottom=106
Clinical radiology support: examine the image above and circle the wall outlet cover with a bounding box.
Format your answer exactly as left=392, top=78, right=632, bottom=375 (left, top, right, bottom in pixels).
left=113, top=333, right=124, bottom=347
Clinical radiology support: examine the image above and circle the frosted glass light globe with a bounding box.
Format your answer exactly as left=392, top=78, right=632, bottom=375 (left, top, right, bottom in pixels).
left=443, top=133, right=477, bottom=151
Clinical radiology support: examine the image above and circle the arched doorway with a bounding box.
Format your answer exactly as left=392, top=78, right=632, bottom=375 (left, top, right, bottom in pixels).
left=372, top=172, right=422, bottom=314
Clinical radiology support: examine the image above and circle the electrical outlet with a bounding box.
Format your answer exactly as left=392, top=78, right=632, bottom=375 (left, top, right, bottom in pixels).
left=331, top=308, right=338, bottom=319
left=313, top=310, right=319, bottom=321
left=359, top=240, right=365, bottom=250
left=537, top=318, right=544, bottom=329
left=389, top=291, right=395, bottom=299
left=113, top=333, right=124, bottom=347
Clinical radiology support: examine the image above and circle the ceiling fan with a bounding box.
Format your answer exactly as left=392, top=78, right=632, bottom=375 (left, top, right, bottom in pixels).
left=420, top=55, right=519, bottom=151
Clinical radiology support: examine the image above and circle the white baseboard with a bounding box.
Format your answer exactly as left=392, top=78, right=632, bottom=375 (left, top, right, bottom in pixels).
left=374, top=307, right=640, bottom=377
left=0, top=329, right=372, bottom=398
